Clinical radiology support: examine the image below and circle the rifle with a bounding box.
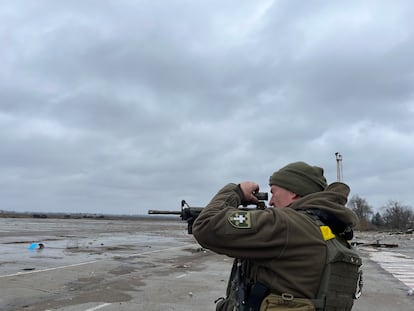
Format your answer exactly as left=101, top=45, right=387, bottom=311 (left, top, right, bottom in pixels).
left=148, top=192, right=268, bottom=234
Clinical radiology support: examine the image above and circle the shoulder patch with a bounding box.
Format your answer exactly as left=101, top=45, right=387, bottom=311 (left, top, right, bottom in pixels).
left=320, top=225, right=336, bottom=241
left=228, top=211, right=252, bottom=229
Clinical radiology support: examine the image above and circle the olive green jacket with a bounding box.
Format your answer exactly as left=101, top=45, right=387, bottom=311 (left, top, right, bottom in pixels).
left=192, top=182, right=358, bottom=300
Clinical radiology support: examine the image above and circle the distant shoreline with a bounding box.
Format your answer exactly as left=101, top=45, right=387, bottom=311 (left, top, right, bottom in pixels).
left=0, top=210, right=178, bottom=221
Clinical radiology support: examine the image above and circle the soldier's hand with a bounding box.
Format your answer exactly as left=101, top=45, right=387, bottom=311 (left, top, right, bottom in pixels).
left=239, top=181, right=259, bottom=203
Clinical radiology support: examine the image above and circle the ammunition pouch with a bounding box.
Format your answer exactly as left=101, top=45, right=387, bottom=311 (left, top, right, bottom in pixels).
left=260, top=293, right=315, bottom=311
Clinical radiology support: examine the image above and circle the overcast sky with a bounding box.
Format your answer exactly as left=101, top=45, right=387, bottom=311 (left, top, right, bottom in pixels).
left=1, top=0, right=413, bottom=216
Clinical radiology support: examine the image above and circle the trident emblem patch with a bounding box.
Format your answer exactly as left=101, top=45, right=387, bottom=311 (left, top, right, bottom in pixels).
left=228, top=211, right=251, bottom=228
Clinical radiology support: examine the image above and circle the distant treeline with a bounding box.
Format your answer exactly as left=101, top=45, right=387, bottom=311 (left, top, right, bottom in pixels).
left=349, top=196, right=414, bottom=232
left=0, top=210, right=155, bottom=220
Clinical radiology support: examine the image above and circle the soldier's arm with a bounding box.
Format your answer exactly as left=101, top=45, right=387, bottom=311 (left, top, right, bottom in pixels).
left=192, top=183, right=288, bottom=259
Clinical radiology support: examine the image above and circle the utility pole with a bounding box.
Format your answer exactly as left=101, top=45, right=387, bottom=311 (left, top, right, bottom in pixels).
left=335, top=152, right=343, bottom=182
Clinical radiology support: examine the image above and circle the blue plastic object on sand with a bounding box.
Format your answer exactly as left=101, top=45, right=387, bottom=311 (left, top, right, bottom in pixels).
left=28, top=243, right=39, bottom=250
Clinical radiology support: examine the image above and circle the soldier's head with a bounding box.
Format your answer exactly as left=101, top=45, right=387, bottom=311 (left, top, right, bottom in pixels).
left=268, top=161, right=327, bottom=208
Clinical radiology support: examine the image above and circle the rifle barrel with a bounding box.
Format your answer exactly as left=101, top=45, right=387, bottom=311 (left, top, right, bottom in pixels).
left=148, top=210, right=182, bottom=215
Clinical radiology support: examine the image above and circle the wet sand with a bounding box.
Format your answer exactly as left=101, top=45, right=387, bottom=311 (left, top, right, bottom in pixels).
left=0, top=217, right=413, bottom=311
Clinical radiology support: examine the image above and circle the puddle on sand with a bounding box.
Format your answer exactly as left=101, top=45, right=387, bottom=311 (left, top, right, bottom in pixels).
left=0, top=218, right=192, bottom=276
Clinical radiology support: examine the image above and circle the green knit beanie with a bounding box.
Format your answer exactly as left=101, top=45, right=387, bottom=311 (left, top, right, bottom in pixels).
left=269, top=161, right=327, bottom=196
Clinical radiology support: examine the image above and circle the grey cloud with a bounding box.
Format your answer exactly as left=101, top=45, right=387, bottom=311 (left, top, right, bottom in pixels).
left=1, top=0, right=414, bottom=214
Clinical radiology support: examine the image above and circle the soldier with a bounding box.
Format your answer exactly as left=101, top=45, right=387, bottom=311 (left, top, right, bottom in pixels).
left=192, top=161, right=359, bottom=310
